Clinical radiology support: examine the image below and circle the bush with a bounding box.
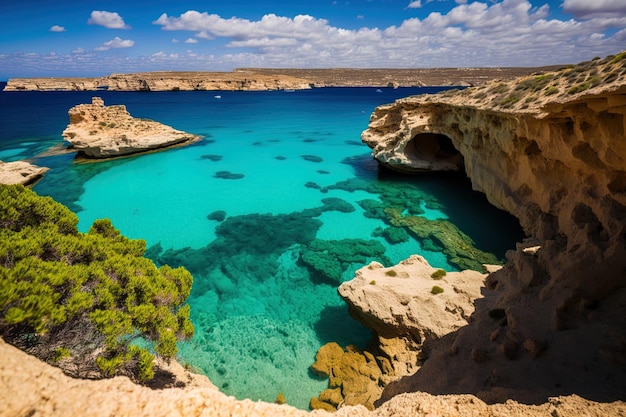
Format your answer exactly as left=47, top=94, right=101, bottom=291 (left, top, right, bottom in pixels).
left=430, top=269, right=447, bottom=279
left=0, top=184, right=194, bottom=382
left=431, top=286, right=444, bottom=295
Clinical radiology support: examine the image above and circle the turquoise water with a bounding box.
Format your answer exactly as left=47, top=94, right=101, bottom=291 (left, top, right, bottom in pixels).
left=0, top=86, right=524, bottom=408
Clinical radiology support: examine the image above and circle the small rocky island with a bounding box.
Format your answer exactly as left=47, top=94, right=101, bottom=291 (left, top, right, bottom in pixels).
left=62, top=97, right=200, bottom=158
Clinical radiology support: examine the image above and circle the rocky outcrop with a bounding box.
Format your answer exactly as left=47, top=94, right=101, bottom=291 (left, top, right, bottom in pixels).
left=62, top=97, right=200, bottom=158
left=3, top=337, right=625, bottom=417
left=4, top=71, right=313, bottom=91
left=0, top=160, right=48, bottom=185
left=358, top=53, right=626, bottom=404
left=310, top=256, right=492, bottom=411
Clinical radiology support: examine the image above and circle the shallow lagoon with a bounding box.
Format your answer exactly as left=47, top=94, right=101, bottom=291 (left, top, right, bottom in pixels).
left=0, top=86, right=524, bottom=408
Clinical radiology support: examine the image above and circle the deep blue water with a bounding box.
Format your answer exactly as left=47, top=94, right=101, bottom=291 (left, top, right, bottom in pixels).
left=0, top=84, right=524, bottom=408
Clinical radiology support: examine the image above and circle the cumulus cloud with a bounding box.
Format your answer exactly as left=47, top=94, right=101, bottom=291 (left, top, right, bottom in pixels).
left=562, top=0, right=626, bottom=19
left=95, top=37, right=134, bottom=51
left=184, top=38, right=198, bottom=44
left=408, top=1, right=422, bottom=8
left=150, top=1, right=626, bottom=68
left=88, top=11, right=130, bottom=29
left=49, top=25, right=66, bottom=32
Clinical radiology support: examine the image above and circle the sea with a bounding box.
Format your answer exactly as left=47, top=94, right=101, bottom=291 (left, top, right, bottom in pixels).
left=0, top=83, right=524, bottom=409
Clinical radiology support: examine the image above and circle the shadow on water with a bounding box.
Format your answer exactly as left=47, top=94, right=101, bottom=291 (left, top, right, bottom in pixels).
left=342, top=153, right=525, bottom=258
left=313, top=304, right=371, bottom=348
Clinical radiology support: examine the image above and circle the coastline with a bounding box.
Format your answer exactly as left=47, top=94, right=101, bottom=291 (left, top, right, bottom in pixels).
left=2, top=67, right=559, bottom=92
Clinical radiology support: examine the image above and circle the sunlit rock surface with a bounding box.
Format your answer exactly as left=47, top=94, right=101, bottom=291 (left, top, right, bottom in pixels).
left=0, top=160, right=48, bottom=185
left=360, top=53, right=626, bottom=404
left=62, top=97, right=201, bottom=158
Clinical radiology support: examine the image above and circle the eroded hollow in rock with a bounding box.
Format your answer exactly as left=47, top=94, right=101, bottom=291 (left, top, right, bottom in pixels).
left=405, top=133, right=464, bottom=172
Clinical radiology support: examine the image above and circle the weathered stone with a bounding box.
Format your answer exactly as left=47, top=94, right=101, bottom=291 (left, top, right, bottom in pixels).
left=362, top=53, right=626, bottom=404
left=62, top=97, right=201, bottom=158
left=0, top=160, right=48, bottom=185
left=310, top=342, right=384, bottom=410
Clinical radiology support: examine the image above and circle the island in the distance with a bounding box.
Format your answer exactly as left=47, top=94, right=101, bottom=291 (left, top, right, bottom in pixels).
left=2, top=67, right=559, bottom=91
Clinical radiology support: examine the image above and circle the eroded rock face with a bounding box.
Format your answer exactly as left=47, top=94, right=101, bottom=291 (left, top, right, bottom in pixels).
left=361, top=54, right=626, bottom=403
left=4, top=72, right=313, bottom=91
left=0, top=160, right=49, bottom=185
left=62, top=97, right=201, bottom=158
left=2, top=337, right=625, bottom=417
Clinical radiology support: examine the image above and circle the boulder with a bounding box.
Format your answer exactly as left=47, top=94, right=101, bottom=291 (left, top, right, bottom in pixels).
left=0, top=160, right=48, bottom=185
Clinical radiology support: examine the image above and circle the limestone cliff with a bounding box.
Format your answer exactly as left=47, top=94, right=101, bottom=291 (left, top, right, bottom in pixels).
left=0, top=160, right=48, bottom=185
left=358, top=52, right=626, bottom=404
left=4, top=71, right=313, bottom=92
left=62, top=97, right=200, bottom=158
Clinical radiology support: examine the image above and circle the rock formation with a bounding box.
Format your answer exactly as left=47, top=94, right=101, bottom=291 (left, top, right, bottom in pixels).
left=62, top=97, right=201, bottom=158
left=3, top=71, right=313, bottom=92
left=310, top=256, right=494, bottom=411
left=3, top=336, right=625, bottom=417
left=3, top=67, right=558, bottom=92
left=355, top=52, right=626, bottom=404
left=0, top=160, right=48, bottom=185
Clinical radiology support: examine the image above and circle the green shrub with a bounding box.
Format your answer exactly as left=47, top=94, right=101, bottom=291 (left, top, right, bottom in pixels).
left=430, top=269, right=447, bottom=279
left=369, top=280, right=376, bottom=285
left=431, top=286, right=444, bottom=295
left=385, top=269, right=398, bottom=277
left=0, top=184, right=194, bottom=383
left=544, top=86, right=559, bottom=96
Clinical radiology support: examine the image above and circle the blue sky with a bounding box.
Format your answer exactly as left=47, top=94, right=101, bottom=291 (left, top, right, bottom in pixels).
left=1, top=0, right=625, bottom=78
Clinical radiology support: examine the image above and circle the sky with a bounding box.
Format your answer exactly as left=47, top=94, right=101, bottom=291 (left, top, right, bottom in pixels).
left=0, top=0, right=625, bottom=78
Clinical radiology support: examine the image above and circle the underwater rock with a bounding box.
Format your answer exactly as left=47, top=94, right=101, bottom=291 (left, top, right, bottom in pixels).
left=207, top=210, right=227, bottom=222
left=201, top=154, right=223, bottom=161
left=300, top=238, right=390, bottom=284
left=305, top=181, right=321, bottom=190
left=381, top=227, right=410, bottom=244
left=301, top=155, right=324, bottom=163
left=310, top=342, right=383, bottom=411
left=62, top=97, right=201, bottom=158
left=385, top=207, right=500, bottom=271
left=214, top=171, right=245, bottom=180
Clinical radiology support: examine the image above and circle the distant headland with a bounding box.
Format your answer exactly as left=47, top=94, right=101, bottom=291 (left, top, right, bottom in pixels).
left=2, top=67, right=560, bottom=91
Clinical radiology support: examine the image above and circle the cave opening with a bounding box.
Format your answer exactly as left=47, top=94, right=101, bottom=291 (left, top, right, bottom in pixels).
left=404, top=133, right=465, bottom=172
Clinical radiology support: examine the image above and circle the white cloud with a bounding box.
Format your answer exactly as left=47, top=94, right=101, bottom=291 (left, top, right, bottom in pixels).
left=49, top=25, right=66, bottom=32
left=562, top=0, right=626, bottom=19
left=150, top=2, right=626, bottom=69
left=408, top=1, right=422, bottom=8
left=3, top=0, right=626, bottom=77
left=184, top=38, right=198, bottom=44
left=88, top=11, right=130, bottom=29
left=95, top=37, right=134, bottom=51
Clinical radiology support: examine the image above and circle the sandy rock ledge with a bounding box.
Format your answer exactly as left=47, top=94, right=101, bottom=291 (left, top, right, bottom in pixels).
left=0, top=160, right=49, bottom=185
left=2, top=337, right=624, bottom=417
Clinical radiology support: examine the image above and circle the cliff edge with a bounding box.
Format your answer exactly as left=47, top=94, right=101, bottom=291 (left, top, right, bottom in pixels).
left=359, top=52, right=626, bottom=404
left=62, top=97, right=201, bottom=158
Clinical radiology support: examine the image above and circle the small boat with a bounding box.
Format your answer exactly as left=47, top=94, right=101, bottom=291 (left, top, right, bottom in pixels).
left=375, top=89, right=383, bottom=93
left=214, top=95, right=221, bottom=99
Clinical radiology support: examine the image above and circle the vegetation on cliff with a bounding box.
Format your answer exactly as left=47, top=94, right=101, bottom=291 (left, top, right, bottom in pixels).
left=0, top=184, right=194, bottom=382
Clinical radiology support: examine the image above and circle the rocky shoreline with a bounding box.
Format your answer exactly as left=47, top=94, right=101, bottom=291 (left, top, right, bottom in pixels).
left=62, top=97, right=201, bottom=158
left=325, top=52, right=626, bottom=408
left=2, top=67, right=557, bottom=92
